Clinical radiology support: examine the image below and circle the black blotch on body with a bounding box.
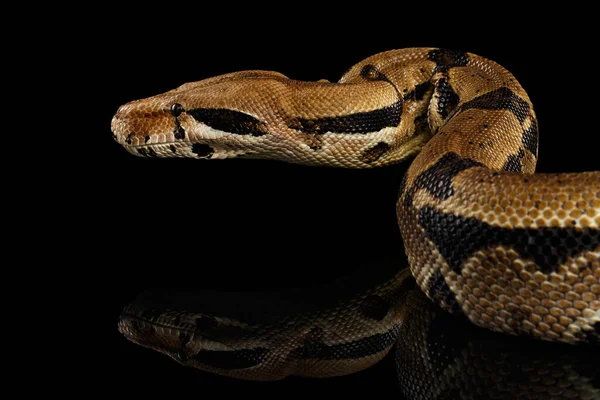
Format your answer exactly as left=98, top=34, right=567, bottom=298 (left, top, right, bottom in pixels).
left=170, top=145, right=177, bottom=153
left=291, top=327, right=400, bottom=360
left=460, top=87, right=530, bottom=124
left=522, top=118, right=539, bottom=156
left=359, top=295, right=392, bottom=321
left=412, top=152, right=484, bottom=200
left=418, top=206, right=600, bottom=273
left=359, top=142, right=391, bottom=163
left=403, top=82, right=432, bottom=101
left=434, top=78, right=460, bottom=120
left=193, top=347, right=269, bottom=370
left=401, top=192, right=414, bottom=212
left=144, top=135, right=150, bottom=143
left=427, top=49, right=469, bottom=72
left=191, top=143, right=214, bottom=158
left=188, top=108, right=268, bottom=137
left=502, top=148, right=526, bottom=172
left=288, top=100, right=403, bottom=135
left=426, top=270, right=461, bottom=314
left=137, top=148, right=147, bottom=156
left=147, top=148, right=157, bottom=158
left=126, top=134, right=133, bottom=145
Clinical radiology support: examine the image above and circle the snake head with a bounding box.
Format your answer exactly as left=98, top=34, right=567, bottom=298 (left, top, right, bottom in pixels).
left=111, top=71, right=291, bottom=161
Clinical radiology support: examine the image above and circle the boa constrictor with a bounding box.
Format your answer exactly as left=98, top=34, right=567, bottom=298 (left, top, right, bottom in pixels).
left=113, top=48, right=600, bottom=381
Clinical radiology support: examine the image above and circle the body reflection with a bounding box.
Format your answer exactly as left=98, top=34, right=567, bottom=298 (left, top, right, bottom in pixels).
left=119, top=267, right=598, bottom=398
left=397, top=289, right=598, bottom=400
left=119, top=266, right=414, bottom=381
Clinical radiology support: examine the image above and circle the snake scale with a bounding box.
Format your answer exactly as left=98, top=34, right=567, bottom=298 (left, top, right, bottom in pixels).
left=113, top=48, right=600, bottom=382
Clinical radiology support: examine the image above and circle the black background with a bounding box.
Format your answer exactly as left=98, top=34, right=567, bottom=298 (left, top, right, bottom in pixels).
left=89, top=6, right=599, bottom=396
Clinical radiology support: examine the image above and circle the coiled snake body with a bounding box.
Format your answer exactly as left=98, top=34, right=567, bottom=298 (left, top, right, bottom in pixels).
left=113, top=48, right=599, bottom=381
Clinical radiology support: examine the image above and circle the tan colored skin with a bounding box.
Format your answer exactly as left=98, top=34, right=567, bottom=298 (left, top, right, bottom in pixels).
left=114, top=48, right=599, bottom=379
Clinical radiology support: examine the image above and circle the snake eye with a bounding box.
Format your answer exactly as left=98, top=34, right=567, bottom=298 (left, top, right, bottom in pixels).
left=171, top=103, right=184, bottom=117
left=360, top=65, right=381, bottom=80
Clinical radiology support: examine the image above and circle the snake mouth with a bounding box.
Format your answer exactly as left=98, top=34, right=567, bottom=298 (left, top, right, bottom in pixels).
left=116, top=141, right=215, bottom=159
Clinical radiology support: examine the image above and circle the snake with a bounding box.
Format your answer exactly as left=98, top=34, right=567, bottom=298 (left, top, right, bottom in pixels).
left=112, top=48, right=600, bottom=382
